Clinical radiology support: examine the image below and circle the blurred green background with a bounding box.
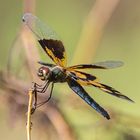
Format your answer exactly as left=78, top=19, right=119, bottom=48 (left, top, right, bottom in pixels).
left=0, top=0, right=140, bottom=140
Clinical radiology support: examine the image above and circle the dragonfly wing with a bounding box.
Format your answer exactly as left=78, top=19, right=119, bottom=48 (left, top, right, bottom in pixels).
left=67, top=76, right=110, bottom=120
left=22, top=13, right=67, bottom=67
left=68, top=70, right=99, bottom=86
left=67, top=61, right=123, bottom=70
left=92, top=82, right=134, bottom=102
left=38, top=61, right=56, bottom=67
left=68, top=70, right=134, bottom=102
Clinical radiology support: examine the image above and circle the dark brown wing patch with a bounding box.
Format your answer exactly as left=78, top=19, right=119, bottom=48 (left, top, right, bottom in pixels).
left=39, top=39, right=65, bottom=60
left=68, top=70, right=99, bottom=85
left=39, top=39, right=66, bottom=66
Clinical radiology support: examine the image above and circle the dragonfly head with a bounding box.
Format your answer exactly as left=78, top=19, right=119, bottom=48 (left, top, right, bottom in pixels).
left=37, top=66, right=51, bottom=81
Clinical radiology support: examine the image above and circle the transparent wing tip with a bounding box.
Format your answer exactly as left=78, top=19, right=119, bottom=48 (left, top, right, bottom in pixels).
left=22, top=13, right=33, bottom=23
left=22, top=13, right=41, bottom=39
left=106, top=61, right=124, bottom=68
left=114, top=61, right=124, bottom=66
left=22, top=13, right=61, bottom=40
left=95, top=61, right=124, bottom=69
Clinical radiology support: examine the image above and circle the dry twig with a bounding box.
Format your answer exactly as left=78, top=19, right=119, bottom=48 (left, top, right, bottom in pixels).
left=26, top=89, right=34, bottom=140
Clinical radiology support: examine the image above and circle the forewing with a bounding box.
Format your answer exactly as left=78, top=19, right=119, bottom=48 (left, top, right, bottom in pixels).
left=67, top=61, right=123, bottom=70
left=38, top=61, right=56, bottom=67
left=22, top=13, right=67, bottom=67
left=67, top=77, right=110, bottom=119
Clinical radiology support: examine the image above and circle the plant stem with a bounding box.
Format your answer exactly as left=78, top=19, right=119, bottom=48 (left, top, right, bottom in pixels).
left=26, top=89, right=34, bottom=140
left=71, top=0, right=121, bottom=65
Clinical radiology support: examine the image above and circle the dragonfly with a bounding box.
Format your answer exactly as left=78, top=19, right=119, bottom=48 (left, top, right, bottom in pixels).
left=22, top=13, right=134, bottom=120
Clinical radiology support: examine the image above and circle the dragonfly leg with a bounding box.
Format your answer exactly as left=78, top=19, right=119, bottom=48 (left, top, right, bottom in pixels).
left=30, top=82, right=53, bottom=113
left=30, top=82, right=49, bottom=114
left=36, top=82, right=54, bottom=108
left=32, top=81, right=50, bottom=93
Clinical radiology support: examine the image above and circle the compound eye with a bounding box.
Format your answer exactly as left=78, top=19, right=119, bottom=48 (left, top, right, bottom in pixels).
left=37, top=66, right=50, bottom=80
left=38, top=68, right=43, bottom=76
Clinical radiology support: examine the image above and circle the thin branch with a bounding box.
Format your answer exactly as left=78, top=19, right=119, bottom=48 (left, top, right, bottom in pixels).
left=23, top=0, right=35, bottom=14
left=21, top=0, right=39, bottom=81
left=26, top=89, right=34, bottom=140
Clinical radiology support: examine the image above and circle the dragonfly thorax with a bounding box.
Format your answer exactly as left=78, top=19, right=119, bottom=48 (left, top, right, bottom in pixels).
left=50, top=66, right=67, bottom=83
